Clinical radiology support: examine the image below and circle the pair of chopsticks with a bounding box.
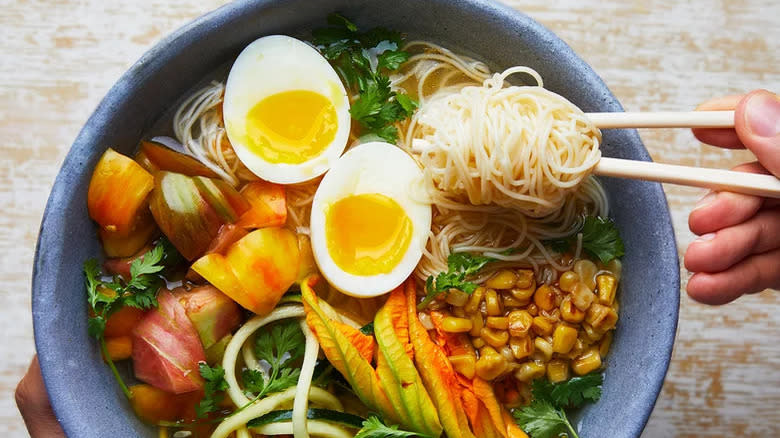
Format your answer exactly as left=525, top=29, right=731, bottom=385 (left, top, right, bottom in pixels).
left=585, top=110, right=780, bottom=198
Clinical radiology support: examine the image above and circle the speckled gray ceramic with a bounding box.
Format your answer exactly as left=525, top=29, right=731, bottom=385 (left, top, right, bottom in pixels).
left=32, top=1, right=679, bottom=437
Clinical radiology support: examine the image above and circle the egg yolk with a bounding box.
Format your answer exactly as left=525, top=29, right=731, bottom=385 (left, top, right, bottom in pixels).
left=245, top=90, right=338, bottom=164
left=325, top=193, right=413, bottom=276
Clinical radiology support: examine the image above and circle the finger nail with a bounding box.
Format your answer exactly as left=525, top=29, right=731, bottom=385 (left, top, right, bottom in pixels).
left=693, top=192, right=716, bottom=210
left=696, top=233, right=716, bottom=242
left=746, top=92, right=780, bottom=138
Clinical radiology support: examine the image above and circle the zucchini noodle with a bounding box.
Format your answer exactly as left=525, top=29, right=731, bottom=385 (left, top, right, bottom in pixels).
left=293, top=320, right=320, bottom=438
left=251, top=420, right=354, bottom=438
left=222, top=306, right=305, bottom=407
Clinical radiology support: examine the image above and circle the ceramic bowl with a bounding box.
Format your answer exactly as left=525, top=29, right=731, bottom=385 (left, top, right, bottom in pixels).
left=32, top=1, right=679, bottom=436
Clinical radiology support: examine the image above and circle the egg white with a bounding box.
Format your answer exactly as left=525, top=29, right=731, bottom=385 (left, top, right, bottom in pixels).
left=223, top=35, right=350, bottom=184
left=310, top=142, right=432, bottom=297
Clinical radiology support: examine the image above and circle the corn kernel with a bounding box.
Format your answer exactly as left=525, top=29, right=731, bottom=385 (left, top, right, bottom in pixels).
left=502, top=295, right=524, bottom=308
left=514, top=361, right=546, bottom=382
left=526, top=303, right=539, bottom=316
left=510, top=336, right=534, bottom=359
left=552, top=325, right=578, bottom=354
left=562, top=338, right=586, bottom=359
left=481, top=327, right=509, bottom=348
left=449, top=354, right=476, bottom=379
left=515, top=269, right=536, bottom=289
left=582, top=323, right=603, bottom=342
left=531, top=316, right=554, bottom=336
left=465, top=286, right=486, bottom=314
left=559, top=295, right=585, bottom=323
left=485, top=289, right=503, bottom=316
left=600, top=331, right=613, bottom=358
left=571, top=282, right=595, bottom=311
left=559, top=271, right=579, bottom=292
left=476, top=346, right=507, bottom=380
left=469, top=313, right=484, bottom=337
left=534, top=337, right=553, bottom=361
left=441, top=316, right=473, bottom=333
left=472, top=337, right=486, bottom=349
left=500, top=346, right=515, bottom=362
left=547, top=359, right=570, bottom=383
left=572, top=347, right=602, bottom=375
left=486, top=270, right=518, bottom=289
left=534, top=285, right=556, bottom=311
left=586, top=303, right=618, bottom=332
left=509, top=286, right=535, bottom=304
left=508, top=310, right=533, bottom=337
left=596, top=274, right=617, bottom=306
left=574, top=259, right=598, bottom=290
left=487, top=316, right=509, bottom=330
left=446, top=289, right=470, bottom=307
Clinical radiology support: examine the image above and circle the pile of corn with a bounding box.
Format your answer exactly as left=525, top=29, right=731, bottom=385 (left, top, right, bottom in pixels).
left=423, top=259, right=620, bottom=407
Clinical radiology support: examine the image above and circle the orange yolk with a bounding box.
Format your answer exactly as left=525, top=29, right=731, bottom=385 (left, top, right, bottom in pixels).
left=245, top=90, right=337, bottom=164
left=325, top=193, right=412, bottom=276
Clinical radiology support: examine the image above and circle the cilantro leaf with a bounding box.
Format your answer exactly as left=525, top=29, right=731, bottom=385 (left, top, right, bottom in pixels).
left=580, top=216, right=625, bottom=263
left=244, top=320, right=306, bottom=399
left=546, top=373, right=603, bottom=408
left=312, top=14, right=415, bottom=144
left=196, top=363, right=229, bottom=418
left=354, top=416, right=430, bottom=438
left=418, top=252, right=494, bottom=310
left=241, top=369, right=266, bottom=394
left=513, top=400, right=576, bottom=438
left=377, top=49, right=410, bottom=70
left=544, top=216, right=624, bottom=264
left=516, top=373, right=604, bottom=437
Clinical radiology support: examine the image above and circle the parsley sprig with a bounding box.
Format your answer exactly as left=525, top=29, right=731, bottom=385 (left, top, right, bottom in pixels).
left=83, top=240, right=171, bottom=398
left=513, top=373, right=604, bottom=438
left=196, top=363, right=230, bottom=418
left=418, top=252, right=494, bottom=310
left=312, top=13, right=417, bottom=142
left=546, top=216, right=625, bottom=264
left=354, top=416, right=432, bottom=438
left=241, top=320, right=305, bottom=398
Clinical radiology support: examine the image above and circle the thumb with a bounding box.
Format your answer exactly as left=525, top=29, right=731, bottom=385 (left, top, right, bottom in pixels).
left=735, top=90, right=780, bottom=177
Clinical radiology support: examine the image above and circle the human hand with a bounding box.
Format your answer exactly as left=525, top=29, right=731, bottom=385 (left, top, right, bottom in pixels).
left=685, top=90, right=780, bottom=304
left=15, top=356, right=66, bottom=438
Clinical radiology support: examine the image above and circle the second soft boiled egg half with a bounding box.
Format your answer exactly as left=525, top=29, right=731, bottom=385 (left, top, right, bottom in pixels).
left=223, top=35, right=350, bottom=184
left=310, top=142, right=432, bottom=297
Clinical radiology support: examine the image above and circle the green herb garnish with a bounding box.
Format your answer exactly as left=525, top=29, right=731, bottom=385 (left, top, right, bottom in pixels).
left=196, top=363, right=229, bottom=418
left=418, top=252, right=494, bottom=310
left=354, top=416, right=432, bottom=438
left=513, top=373, right=604, bottom=438
left=545, top=216, right=624, bottom=264
left=83, top=240, right=170, bottom=399
left=241, top=320, right=306, bottom=398
left=312, top=13, right=417, bottom=142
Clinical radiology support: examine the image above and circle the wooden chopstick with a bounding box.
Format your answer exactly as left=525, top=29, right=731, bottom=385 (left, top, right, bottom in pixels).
left=594, top=157, right=780, bottom=198
left=586, top=110, right=735, bottom=129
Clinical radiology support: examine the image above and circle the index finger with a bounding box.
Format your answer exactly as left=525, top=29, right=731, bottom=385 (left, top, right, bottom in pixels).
left=693, top=94, right=745, bottom=149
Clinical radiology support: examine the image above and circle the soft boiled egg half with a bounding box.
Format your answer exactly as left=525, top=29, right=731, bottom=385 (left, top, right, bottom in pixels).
left=223, top=35, right=350, bottom=184
left=310, top=142, right=432, bottom=297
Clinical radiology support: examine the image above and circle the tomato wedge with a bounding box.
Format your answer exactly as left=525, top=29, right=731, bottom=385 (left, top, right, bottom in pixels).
left=149, top=172, right=249, bottom=260
left=191, top=227, right=299, bottom=315
left=235, top=181, right=287, bottom=229
left=87, top=148, right=154, bottom=235
left=135, top=140, right=219, bottom=178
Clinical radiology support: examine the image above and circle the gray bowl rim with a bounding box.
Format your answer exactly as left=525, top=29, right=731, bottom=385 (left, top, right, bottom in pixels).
left=32, top=1, right=680, bottom=437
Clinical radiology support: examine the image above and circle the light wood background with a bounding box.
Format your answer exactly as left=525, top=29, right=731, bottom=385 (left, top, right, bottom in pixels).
left=1, top=0, right=778, bottom=436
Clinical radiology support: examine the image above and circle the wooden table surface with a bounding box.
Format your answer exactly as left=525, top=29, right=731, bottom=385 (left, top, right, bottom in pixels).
left=1, top=0, right=778, bottom=436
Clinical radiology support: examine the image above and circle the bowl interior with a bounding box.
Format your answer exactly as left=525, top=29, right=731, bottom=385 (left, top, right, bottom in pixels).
left=32, top=1, right=679, bottom=437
